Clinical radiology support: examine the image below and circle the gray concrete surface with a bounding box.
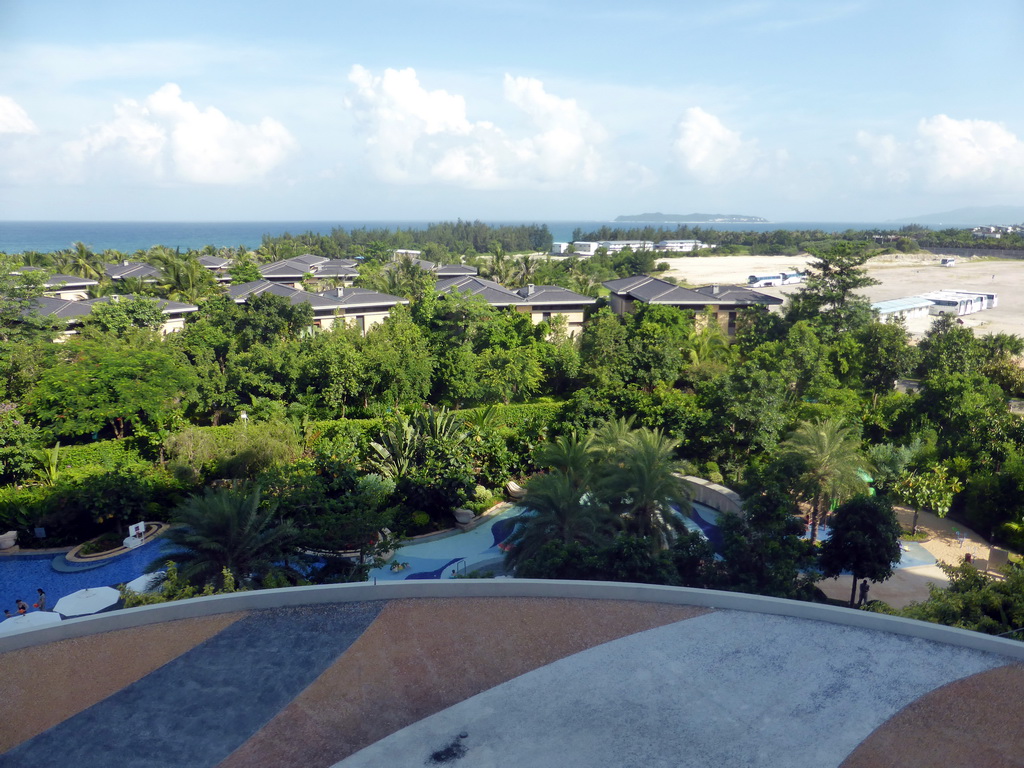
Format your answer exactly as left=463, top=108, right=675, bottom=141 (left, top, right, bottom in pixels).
left=336, top=610, right=1012, bottom=768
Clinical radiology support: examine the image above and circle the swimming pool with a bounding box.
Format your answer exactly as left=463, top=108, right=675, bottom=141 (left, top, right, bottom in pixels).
left=685, top=505, right=936, bottom=570
left=367, top=506, right=525, bottom=581
left=0, top=537, right=176, bottom=614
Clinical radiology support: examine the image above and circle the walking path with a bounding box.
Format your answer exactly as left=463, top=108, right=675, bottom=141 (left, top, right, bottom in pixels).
left=816, top=507, right=1008, bottom=609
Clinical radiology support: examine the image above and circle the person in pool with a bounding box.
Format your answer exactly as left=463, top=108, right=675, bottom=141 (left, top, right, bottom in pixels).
left=15, top=599, right=29, bottom=614
left=35, top=588, right=47, bottom=611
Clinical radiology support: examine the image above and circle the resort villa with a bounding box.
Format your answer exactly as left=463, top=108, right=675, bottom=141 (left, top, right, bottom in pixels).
left=603, top=275, right=782, bottom=335
left=227, top=280, right=408, bottom=333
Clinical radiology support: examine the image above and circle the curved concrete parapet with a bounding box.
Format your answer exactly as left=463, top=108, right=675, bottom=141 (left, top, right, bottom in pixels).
left=5, top=581, right=1024, bottom=768
left=3, top=579, right=1024, bottom=661
left=681, top=475, right=744, bottom=516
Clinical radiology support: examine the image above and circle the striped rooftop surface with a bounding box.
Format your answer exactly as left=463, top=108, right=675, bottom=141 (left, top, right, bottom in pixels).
left=1, top=582, right=1022, bottom=768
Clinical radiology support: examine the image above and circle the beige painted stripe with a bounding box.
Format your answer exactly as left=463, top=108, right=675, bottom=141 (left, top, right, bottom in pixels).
left=0, top=612, right=245, bottom=753
left=841, top=664, right=1024, bottom=768
left=220, top=598, right=708, bottom=768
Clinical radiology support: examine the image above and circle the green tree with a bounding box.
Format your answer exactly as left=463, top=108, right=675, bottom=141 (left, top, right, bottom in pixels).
left=779, top=418, right=869, bottom=544
left=785, top=240, right=878, bottom=337
left=476, top=346, right=543, bottom=403
left=360, top=306, right=435, bottom=407
left=917, top=313, right=983, bottom=376
left=579, top=307, right=631, bottom=389
left=536, top=431, right=597, bottom=490
left=900, top=562, right=1024, bottom=636
left=235, top=292, right=313, bottom=346
left=229, top=256, right=263, bottom=284
left=718, top=483, right=816, bottom=599
left=819, top=495, right=902, bottom=607
left=601, top=428, right=691, bottom=550
left=506, top=470, right=618, bottom=569
left=894, top=463, right=963, bottom=535
left=152, top=483, right=298, bottom=588
left=856, top=320, right=918, bottom=400
left=27, top=337, right=197, bottom=439
left=83, top=296, right=166, bottom=337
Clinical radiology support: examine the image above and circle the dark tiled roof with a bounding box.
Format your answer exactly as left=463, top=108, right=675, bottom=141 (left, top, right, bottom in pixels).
left=435, top=277, right=522, bottom=306
left=229, top=281, right=376, bottom=315
left=604, top=275, right=780, bottom=308
left=292, top=254, right=328, bottom=266
left=313, top=261, right=359, bottom=278
left=315, top=287, right=409, bottom=309
left=85, top=295, right=198, bottom=315
left=435, top=264, right=478, bottom=276
left=27, top=296, right=94, bottom=320
left=259, top=261, right=310, bottom=280
left=103, top=262, right=161, bottom=280
left=28, top=294, right=197, bottom=321
left=692, top=285, right=784, bottom=306
left=515, top=285, right=596, bottom=305
left=260, top=257, right=358, bottom=280
left=40, top=273, right=99, bottom=289
left=228, top=280, right=303, bottom=301
left=602, top=275, right=657, bottom=294
left=197, top=255, right=232, bottom=269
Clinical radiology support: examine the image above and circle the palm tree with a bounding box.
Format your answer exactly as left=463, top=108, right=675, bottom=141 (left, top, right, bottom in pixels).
left=69, top=241, right=103, bottom=280
left=514, top=254, right=538, bottom=286
left=685, top=315, right=734, bottom=366
left=779, top=418, right=869, bottom=544
left=536, top=431, right=597, bottom=490
left=593, top=415, right=637, bottom=456
left=600, top=428, right=691, bottom=550
left=153, top=484, right=298, bottom=588
left=505, top=470, right=618, bottom=568
left=157, top=256, right=217, bottom=303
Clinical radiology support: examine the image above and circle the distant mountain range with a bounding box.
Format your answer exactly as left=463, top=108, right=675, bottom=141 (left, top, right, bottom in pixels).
left=614, top=212, right=768, bottom=224
left=888, top=206, right=1024, bottom=227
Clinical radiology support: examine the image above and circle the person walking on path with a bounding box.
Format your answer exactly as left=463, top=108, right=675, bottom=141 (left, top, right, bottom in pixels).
left=35, top=588, right=47, bottom=611
left=857, top=579, right=870, bottom=607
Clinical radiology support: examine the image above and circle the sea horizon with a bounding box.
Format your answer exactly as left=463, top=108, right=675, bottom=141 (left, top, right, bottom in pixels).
left=0, top=219, right=926, bottom=255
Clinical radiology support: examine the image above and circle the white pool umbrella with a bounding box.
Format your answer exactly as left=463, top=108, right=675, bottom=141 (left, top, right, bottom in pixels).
left=53, top=586, right=121, bottom=617
left=0, top=611, right=62, bottom=635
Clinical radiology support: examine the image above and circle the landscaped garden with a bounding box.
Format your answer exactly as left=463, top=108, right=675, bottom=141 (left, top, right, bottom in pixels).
left=4, top=228, right=1024, bottom=637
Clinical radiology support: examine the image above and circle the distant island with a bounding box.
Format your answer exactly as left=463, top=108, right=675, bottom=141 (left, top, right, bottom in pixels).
left=614, top=212, right=769, bottom=224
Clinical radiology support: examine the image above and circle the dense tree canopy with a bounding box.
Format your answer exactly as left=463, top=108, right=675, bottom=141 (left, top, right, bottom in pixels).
left=4, top=224, right=1024, bottom=630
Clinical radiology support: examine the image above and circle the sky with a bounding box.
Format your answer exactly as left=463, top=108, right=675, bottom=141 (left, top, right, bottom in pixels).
left=0, top=0, right=1022, bottom=223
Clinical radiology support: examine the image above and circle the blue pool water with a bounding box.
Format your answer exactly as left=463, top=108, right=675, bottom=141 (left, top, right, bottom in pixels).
left=0, top=538, right=176, bottom=612
left=367, top=506, right=526, bottom=581
left=681, top=505, right=936, bottom=570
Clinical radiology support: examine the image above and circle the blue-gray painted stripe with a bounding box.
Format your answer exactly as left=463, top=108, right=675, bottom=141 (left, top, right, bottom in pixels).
left=1, top=602, right=386, bottom=768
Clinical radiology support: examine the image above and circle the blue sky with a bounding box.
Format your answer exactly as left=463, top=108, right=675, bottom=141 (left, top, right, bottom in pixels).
left=1, top=0, right=1022, bottom=222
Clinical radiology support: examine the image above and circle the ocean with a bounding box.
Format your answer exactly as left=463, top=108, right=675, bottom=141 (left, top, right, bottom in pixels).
left=0, top=220, right=914, bottom=255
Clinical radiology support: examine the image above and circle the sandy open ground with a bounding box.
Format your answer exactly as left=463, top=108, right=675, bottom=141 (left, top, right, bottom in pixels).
left=663, top=252, right=1024, bottom=337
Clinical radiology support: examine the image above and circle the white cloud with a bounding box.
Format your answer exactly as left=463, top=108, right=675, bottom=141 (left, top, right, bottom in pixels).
left=854, top=115, right=1024, bottom=191
left=0, top=96, right=37, bottom=134
left=65, top=84, right=295, bottom=184
left=345, top=66, right=609, bottom=189
left=672, top=107, right=762, bottom=183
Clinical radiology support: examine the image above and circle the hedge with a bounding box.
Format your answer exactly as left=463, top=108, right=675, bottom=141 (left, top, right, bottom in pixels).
left=57, top=440, right=146, bottom=471
left=453, top=402, right=564, bottom=430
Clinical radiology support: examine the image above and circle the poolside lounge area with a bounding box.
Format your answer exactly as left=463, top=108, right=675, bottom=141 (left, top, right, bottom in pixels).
left=1, top=580, right=1022, bottom=767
